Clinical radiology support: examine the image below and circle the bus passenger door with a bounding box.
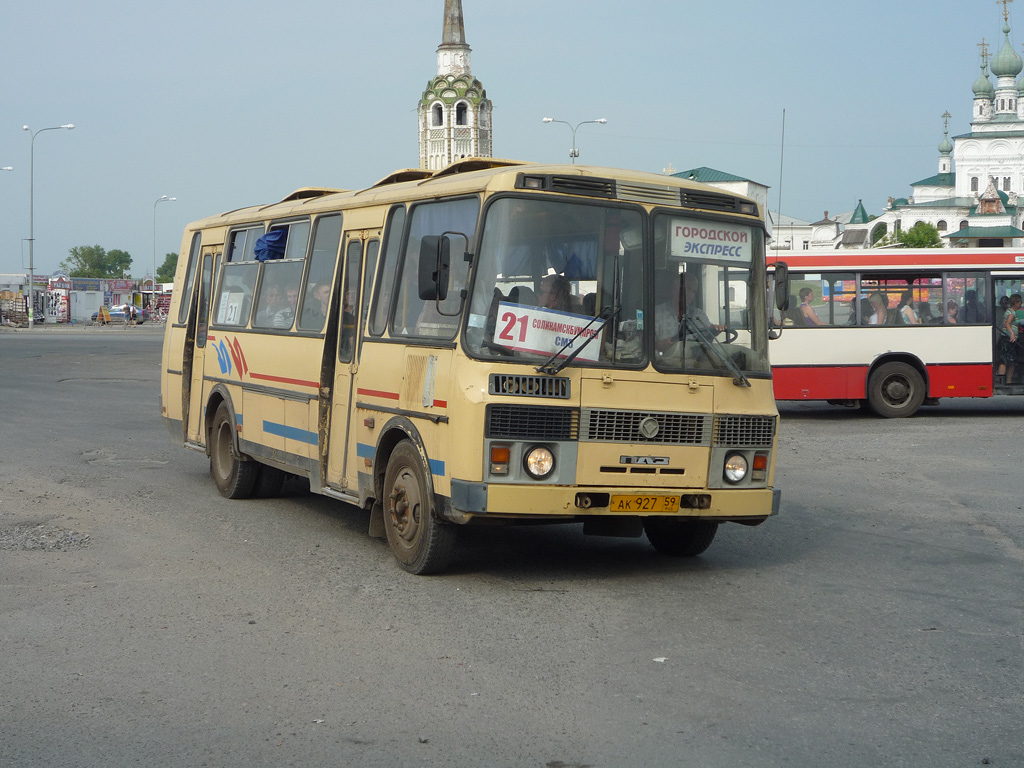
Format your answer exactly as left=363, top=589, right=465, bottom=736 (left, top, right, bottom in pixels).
left=184, top=247, right=218, bottom=444
left=326, top=234, right=378, bottom=490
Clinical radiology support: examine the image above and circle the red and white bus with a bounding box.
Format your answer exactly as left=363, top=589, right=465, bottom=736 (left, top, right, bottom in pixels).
left=766, top=249, right=1024, bottom=417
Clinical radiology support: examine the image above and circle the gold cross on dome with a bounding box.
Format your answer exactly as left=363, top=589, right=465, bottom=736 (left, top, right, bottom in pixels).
left=942, top=110, right=952, bottom=132
left=662, top=162, right=676, bottom=176
left=999, top=0, right=1013, bottom=24
left=979, top=38, right=990, bottom=65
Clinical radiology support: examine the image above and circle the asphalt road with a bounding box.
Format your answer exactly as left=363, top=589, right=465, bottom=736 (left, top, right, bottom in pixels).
left=1, top=326, right=1021, bottom=768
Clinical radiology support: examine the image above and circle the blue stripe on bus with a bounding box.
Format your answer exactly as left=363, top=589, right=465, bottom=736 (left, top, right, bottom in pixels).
left=236, top=413, right=243, bottom=425
left=263, top=420, right=318, bottom=446
left=356, top=442, right=445, bottom=477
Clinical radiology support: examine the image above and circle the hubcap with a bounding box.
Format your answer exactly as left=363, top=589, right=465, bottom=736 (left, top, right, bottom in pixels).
left=389, top=467, right=422, bottom=544
left=883, top=376, right=910, bottom=405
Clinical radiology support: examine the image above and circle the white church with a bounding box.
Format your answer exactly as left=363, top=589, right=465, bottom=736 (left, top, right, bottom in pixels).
left=417, top=0, right=493, bottom=170
left=777, top=3, right=1024, bottom=251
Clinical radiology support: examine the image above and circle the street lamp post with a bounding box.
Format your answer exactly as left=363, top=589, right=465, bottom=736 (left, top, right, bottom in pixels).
left=23, top=123, right=74, bottom=328
left=542, top=117, right=607, bottom=164
left=153, top=195, right=176, bottom=310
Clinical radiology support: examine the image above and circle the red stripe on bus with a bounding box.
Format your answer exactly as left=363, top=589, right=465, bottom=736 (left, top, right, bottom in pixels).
left=433, top=400, right=447, bottom=408
left=768, top=251, right=1024, bottom=269
left=249, top=372, right=319, bottom=389
left=357, top=388, right=401, bottom=401
left=773, top=363, right=993, bottom=401
left=772, top=366, right=869, bottom=400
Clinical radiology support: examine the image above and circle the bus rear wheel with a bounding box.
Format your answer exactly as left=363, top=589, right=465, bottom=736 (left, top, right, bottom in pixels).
left=867, top=362, right=925, bottom=418
left=643, top=518, right=718, bottom=557
left=382, top=441, right=455, bottom=574
left=209, top=402, right=258, bottom=499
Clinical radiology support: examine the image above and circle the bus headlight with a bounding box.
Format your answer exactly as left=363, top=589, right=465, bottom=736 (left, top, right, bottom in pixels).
left=524, top=445, right=555, bottom=479
left=723, top=452, right=748, bottom=484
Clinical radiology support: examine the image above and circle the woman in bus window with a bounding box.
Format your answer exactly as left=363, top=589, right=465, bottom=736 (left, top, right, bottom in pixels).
left=798, top=287, right=825, bottom=326
left=898, top=290, right=920, bottom=324
left=867, top=292, right=887, bottom=325
left=1000, top=294, right=1023, bottom=383
left=946, top=300, right=959, bottom=324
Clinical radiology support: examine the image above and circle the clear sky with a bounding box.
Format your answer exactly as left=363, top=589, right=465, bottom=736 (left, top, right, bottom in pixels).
left=0, top=0, right=1016, bottom=277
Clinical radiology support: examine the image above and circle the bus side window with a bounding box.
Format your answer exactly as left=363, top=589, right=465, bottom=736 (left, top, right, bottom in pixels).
left=298, top=215, right=343, bottom=332
left=392, top=197, right=479, bottom=339
left=253, top=260, right=305, bottom=330
left=177, top=233, right=202, bottom=324
left=359, top=240, right=380, bottom=357
left=339, top=240, right=362, bottom=363
left=195, top=253, right=214, bottom=348
left=369, top=206, right=406, bottom=336
left=213, top=262, right=259, bottom=327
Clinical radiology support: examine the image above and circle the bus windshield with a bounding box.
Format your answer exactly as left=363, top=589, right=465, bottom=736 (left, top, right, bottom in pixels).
left=465, top=196, right=646, bottom=368
left=650, top=213, right=769, bottom=377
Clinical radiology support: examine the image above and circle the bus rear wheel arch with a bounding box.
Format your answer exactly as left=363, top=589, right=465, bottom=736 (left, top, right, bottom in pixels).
left=867, top=361, right=926, bottom=418
left=382, top=440, right=455, bottom=574
left=209, top=402, right=259, bottom=498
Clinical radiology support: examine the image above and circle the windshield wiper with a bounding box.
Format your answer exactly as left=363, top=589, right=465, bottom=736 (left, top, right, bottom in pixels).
left=681, top=314, right=750, bottom=387
left=536, top=305, right=620, bottom=376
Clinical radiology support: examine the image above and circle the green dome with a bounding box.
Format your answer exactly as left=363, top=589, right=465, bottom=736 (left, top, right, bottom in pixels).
left=990, top=23, right=1023, bottom=77
left=974, top=62, right=995, bottom=98
left=939, top=134, right=953, bottom=155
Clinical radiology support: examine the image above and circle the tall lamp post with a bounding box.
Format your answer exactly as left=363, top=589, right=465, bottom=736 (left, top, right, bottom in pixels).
left=542, top=117, right=607, bottom=164
left=153, top=195, right=176, bottom=309
left=23, top=123, right=74, bottom=328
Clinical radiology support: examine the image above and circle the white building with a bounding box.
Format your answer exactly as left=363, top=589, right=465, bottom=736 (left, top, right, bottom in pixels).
left=776, top=8, right=1024, bottom=251
left=417, top=0, right=493, bottom=170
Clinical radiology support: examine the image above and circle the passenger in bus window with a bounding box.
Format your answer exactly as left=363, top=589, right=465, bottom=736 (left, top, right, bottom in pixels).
left=946, top=301, right=959, bottom=324
left=898, top=290, right=921, bottom=324
left=255, top=285, right=287, bottom=326
left=798, top=287, right=825, bottom=326
left=866, top=292, right=889, bottom=325
left=999, top=294, right=1023, bottom=382
left=962, top=289, right=985, bottom=323
left=300, top=280, right=331, bottom=330
left=918, top=302, right=936, bottom=324
left=538, top=274, right=572, bottom=312
left=274, top=287, right=299, bottom=329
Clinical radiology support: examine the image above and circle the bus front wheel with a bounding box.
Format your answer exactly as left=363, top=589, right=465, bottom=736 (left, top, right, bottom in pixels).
left=382, top=441, right=455, bottom=574
left=209, top=402, right=258, bottom=499
left=643, top=518, right=718, bottom=557
left=867, top=362, right=925, bottom=418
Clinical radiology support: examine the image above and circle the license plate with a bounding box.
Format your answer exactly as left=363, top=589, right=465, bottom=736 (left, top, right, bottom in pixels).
left=608, top=495, right=680, bottom=513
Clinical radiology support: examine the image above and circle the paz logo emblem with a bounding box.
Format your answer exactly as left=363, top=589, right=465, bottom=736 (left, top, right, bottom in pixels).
left=638, top=416, right=660, bottom=439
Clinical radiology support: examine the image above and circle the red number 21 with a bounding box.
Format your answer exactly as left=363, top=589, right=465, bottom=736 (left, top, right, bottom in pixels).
left=498, top=311, right=528, bottom=342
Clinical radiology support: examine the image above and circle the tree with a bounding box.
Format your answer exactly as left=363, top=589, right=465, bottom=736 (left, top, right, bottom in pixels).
left=896, top=222, right=943, bottom=248
left=60, top=245, right=133, bottom=278
left=156, top=252, right=178, bottom=283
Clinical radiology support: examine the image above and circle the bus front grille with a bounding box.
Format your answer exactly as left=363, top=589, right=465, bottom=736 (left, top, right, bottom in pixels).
left=489, top=374, right=571, bottom=399
left=581, top=410, right=711, bottom=445
left=486, top=405, right=579, bottom=440
left=713, top=415, right=776, bottom=448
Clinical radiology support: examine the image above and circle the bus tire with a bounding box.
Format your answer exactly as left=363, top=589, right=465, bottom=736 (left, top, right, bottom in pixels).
left=643, top=518, right=718, bottom=557
left=867, top=362, right=925, bottom=418
left=382, top=441, right=455, bottom=575
left=209, top=402, right=258, bottom=499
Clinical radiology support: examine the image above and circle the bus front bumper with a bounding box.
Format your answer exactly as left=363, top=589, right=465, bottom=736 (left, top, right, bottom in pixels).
left=449, top=480, right=780, bottom=522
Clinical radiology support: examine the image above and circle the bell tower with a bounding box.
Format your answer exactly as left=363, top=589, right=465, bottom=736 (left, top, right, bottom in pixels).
left=418, top=0, right=493, bottom=170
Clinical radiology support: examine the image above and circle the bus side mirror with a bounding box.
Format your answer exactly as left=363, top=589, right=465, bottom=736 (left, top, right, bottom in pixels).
left=774, top=262, right=790, bottom=311
left=418, top=235, right=451, bottom=301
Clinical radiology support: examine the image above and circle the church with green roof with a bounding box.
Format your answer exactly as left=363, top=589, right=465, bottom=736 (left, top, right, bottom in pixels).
left=841, top=4, right=1024, bottom=249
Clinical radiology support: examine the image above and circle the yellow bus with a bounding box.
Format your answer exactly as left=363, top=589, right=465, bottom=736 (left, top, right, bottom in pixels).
left=160, top=159, right=784, bottom=573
